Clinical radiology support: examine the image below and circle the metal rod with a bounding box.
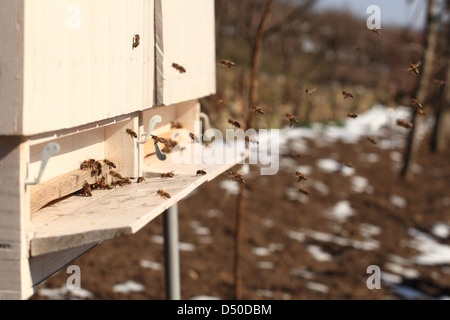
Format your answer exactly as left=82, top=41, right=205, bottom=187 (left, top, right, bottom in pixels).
left=163, top=203, right=181, bottom=300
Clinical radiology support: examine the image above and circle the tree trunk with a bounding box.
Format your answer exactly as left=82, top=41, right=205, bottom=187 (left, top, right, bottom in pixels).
left=401, top=0, right=439, bottom=179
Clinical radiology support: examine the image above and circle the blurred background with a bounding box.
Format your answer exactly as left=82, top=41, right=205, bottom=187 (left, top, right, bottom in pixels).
left=32, top=0, right=450, bottom=300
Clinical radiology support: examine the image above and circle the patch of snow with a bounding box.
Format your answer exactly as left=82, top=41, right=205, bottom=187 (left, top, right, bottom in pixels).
left=316, top=158, right=341, bottom=173
left=291, top=268, right=315, bottom=279
left=257, top=289, right=274, bottom=298
left=390, top=195, right=407, bottom=208
left=432, top=222, right=450, bottom=239
left=139, top=260, right=162, bottom=271
left=359, top=223, right=382, bottom=238
left=385, top=262, right=420, bottom=279
left=207, top=209, right=222, bottom=218
left=351, top=176, right=374, bottom=194
left=306, top=282, right=329, bottom=293
left=113, top=281, right=145, bottom=294
left=219, top=180, right=240, bottom=195
left=257, top=261, right=276, bottom=270
left=310, top=180, right=331, bottom=195
left=407, top=229, right=450, bottom=265
left=325, top=200, right=355, bottom=222
left=191, top=295, right=220, bottom=300
left=307, top=245, right=333, bottom=262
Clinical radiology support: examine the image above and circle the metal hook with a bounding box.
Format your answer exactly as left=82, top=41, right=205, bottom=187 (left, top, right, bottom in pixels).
left=25, top=142, right=61, bottom=185
left=137, top=115, right=166, bottom=161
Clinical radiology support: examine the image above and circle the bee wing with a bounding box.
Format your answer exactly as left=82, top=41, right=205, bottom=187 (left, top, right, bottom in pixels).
left=415, top=61, right=422, bottom=67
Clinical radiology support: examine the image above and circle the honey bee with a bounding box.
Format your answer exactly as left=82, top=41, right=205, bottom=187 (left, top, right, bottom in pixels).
left=137, top=177, right=146, bottom=183
left=367, top=137, right=378, bottom=145
left=120, top=177, right=132, bottom=185
left=250, top=105, right=264, bottom=115
left=407, top=61, right=421, bottom=75
left=371, top=27, right=381, bottom=35
left=80, top=181, right=92, bottom=197
left=132, top=34, right=140, bottom=49
left=161, top=171, right=175, bottom=179
left=220, top=59, right=236, bottom=68
left=227, top=171, right=245, bottom=184
left=352, top=45, right=361, bottom=50
left=217, top=99, right=225, bottom=104
left=228, top=119, right=241, bottom=129
left=103, top=159, right=117, bottom=169
left=171, top=121, right=183, bottom=129
left=126, top=128, right=138, bottom=139
left=196, top=169, right=207, bottom=176
left=344, top=161, right=354, bottom=168
left=162, top=140, right=179, bottom=154
left=396, top=119, right=414, bottom=129
left=348, top=113, right=358, bottom=119
left=342, top=91, right=354, bottom=99
left=189, top=132, right=200, bottom=143
left=299, top=188, right=309, bottom=195
left=172, top=63, right=186, bottom=74
left=291, top=151, right=303, bottom=159
left=98, top=177, right=112, bottom=190
left=411, top=98, right=423, bottom=109
left=305, top=88, right=316, bottom=95
left=295, top=171, right=307, bottom=182
left=80, top=158, right=96, bottom=170
left=110, top=170, right=123, bottom=180
left=286, top=114, right=298, bottom=128
left=157, top=189, right=171, bottom=200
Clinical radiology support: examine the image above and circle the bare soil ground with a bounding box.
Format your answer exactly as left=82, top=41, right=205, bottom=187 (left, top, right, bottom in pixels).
left=30, top=134, right=450, bottom=300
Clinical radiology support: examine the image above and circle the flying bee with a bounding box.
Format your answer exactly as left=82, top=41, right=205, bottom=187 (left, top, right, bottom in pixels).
left=172, top=63, right=186, bottom=74
left=342, top=90, right=354, bottom=99
left=103, top=159, right=117, bottom=169
left=249, top=105, right=264, bottom=115
left=161, top=171, right=175, bottom=179
left=291, top=151, right=303, bottom=159
left=299, top=188, right=309, bottom=195
left=295, top=171, right=307, bottom=182
left=344, top=161, right=354, bottom=168
left=110, top=170, right=123, bottom=180
left=80, top=181, right=92, bottom=197
left=171, top=121, right=183, bottom=129
left=137, top=177, right=146, bottom=183
left=157, top=189, right=171, bottom=200
left=132, top=34, right=140, bottom=49
left=126, top=128, right=138, bottom=139
left=219, top=59, right=236, bottom=68
left=189, top=132, right=200, bottom=143
left=227, top=171, right=245, bottom=184
left=397, top=119, right=413, bottom=129
left=367, top=137, right=378, bottom=145
left=371, top=27, right=381, bottom=35
left=228, top=119, right=241, bottom=129
left=406, top=61, right=421, bottom=75
left=411, top=98, right=423, bottom=109
left=348, top=113, right=358, bottom=119
left=352, top=45, right=361, bottom=50
left=196, top=169, right=207, bottom=176
left=305, top=88, right=316, bottom=95
left=285, top=114, right=298, bottom=128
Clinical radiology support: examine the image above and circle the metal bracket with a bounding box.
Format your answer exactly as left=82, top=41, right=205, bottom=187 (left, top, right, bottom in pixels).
left=25, top=142, right=61, bottom=186
left=137, top=115, right=166, bottom=161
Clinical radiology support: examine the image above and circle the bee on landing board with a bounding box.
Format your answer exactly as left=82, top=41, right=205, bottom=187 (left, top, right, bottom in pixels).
left=172, top=63, right=186, bottom=74
left=189, top=132, right=200, bottom=143
left=348, top=113, right=358, bottom=119
left=157, top=189, right=171, bottom=200
left=132, top=34, right=140, bottom=49
left=407, top=61, right=421, bottom=75
left=367, top=137, right=378, bottom=145
left=80, top=181, right=92, bottom=197
left=103, top=159, right=117, bottom=169
left=109, top=170, right=123, bottom=180
left=137, top=177, right=146, bottom=183
left=219, top=59, right=236, bottom=68
left=196, top=169, right=207, bottom=176
left=285, top=114, right=298, bottom=128
left=171, top=121, right=183, bottom=129
left=249, top=105, right=264, bottom=115
left=342, top=91, right=354, bottom=99
left=126, top=129, right=137, bottom=139
left=161, top=171, right=175, bottom=179
left=228, top=119, right=242, bottom=129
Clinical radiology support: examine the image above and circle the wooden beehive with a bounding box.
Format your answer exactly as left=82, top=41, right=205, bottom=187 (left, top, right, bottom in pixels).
left=0, top=0, right=242, bottom=299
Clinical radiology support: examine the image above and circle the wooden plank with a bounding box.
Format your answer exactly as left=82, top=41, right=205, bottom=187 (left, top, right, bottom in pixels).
left=155, top=0, right=216, bottom=106
left=0, top=137, right=33, bottom=299
left=29, top=143, right=247, bottom=256
left=30, top=169, right=97, bottom=216
left=142, top=0, right=155, bottom=108
left=0, top=0, right=24, bottom=135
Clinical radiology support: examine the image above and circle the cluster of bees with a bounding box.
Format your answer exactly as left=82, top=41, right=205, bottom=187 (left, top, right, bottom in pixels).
left=77, top=158, right=139, bottom=197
